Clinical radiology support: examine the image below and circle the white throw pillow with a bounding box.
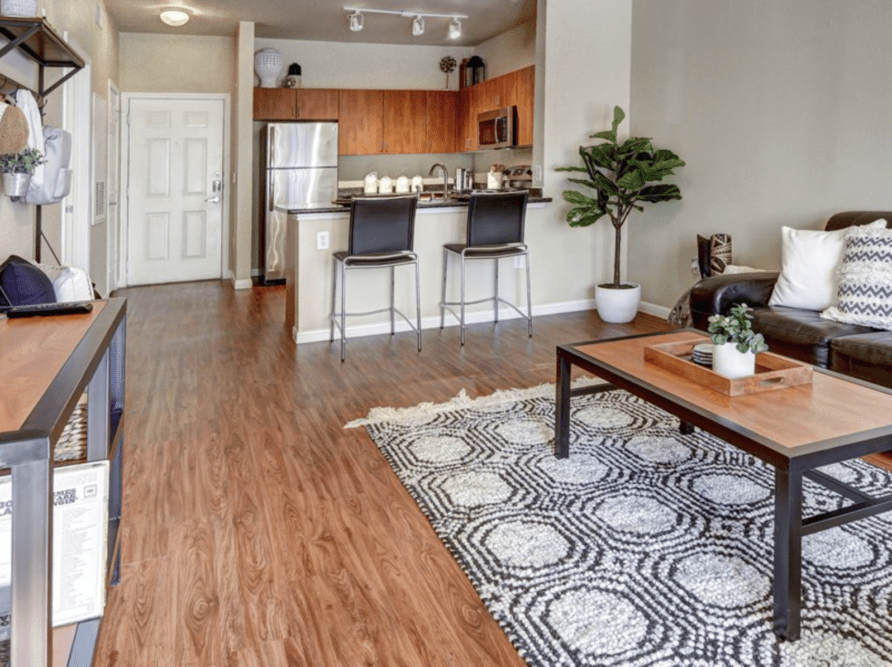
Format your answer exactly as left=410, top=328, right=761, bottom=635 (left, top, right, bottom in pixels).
left=768, top=220, right=887, bottom=310
left=51, top=266, right=94, bottom=302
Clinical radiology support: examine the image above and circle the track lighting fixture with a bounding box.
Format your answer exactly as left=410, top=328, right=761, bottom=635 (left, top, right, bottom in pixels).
left=343, top=7, right=467, bottom=39
left=448, top=17, right=461, bottom=39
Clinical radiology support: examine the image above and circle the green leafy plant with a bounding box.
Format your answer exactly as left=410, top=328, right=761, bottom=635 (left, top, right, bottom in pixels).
left=556, top=106, right=685, bottom=288
left=708, top=303, right=769, bottom=354
left=0, top=148, right=45, bottom=174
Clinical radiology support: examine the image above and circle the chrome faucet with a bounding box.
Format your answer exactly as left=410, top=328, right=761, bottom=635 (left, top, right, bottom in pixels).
left=429, top=163, right=449, bottom=198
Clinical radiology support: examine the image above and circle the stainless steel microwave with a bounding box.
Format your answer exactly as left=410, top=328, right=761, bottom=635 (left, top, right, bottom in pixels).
left=478, top=107, right=516, bottom=149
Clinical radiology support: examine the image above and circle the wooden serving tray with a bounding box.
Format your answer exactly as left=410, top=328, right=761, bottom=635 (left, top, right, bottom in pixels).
left=643, top=337, right=813, bottom=397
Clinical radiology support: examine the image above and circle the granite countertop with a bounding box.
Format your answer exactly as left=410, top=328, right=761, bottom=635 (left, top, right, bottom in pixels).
left=285, top=188, right=552, bottom=215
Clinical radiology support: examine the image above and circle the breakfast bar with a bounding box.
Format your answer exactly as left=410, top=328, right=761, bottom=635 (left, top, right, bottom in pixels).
left=284, top=193, right=551, bottom=344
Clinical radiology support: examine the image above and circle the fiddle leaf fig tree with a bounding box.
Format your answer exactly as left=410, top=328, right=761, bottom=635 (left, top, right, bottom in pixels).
left=556, top=106, right=685, bottom=288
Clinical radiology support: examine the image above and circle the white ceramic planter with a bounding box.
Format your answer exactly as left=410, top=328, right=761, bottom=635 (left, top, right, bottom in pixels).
left=595, top=283, right=641, bottom=324
left=712, top=343, right=756, bottom=379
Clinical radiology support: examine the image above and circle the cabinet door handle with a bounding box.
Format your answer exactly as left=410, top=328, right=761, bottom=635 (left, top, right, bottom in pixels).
left=296, top=105, right=301, bottom=118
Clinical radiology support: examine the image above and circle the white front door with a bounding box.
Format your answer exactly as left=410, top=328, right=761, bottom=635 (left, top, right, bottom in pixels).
left=107, top=84, right=121, bottom=292
left=126, top=97, right=224, bottom=286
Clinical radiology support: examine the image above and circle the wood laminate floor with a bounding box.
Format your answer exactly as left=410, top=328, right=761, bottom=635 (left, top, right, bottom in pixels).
left=92, top=280, right=892, bottom=666
left=92, top=280, right=669, bottom=666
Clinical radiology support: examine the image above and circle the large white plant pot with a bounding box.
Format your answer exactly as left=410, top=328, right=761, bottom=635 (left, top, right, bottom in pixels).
left=712, top=343, right=756, bottom=378
left=254, top=48, right=283, bottom=88
left=595, top=283, right=641, bottom=324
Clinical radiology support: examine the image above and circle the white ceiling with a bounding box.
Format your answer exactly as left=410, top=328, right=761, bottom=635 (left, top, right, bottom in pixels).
left=104, top=0, right=537, bottom=46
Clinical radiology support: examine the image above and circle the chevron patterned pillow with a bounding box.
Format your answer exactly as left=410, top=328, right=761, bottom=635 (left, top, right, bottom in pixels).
left=821, top=226, right=892, bottom=329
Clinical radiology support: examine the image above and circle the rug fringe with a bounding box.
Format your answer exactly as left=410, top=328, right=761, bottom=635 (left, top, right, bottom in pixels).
left=344, top=376, right=608, bottom=428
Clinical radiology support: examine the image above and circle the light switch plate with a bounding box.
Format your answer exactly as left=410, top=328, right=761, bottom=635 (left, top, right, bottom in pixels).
left=317, top=231, right=330, bottom=250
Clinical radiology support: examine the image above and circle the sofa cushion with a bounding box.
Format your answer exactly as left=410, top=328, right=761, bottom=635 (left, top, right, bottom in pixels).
left=830, top=332, right=892, bottom=389
left=768, top=220, right=886, bottom=311
left=750, top=307, right=878, bottom=367
left=821, top=226, right=892, bottom=330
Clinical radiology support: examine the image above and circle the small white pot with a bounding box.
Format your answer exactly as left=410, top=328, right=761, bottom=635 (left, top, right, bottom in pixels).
left=712, top=343, right=756, bottom=379
left=595, top=283, right=641, bottom=324
left=2, top=172, right=31, bottom=199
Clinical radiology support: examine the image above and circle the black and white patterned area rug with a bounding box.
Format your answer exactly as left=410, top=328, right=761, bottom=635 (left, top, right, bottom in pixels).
left=347, top=382, right=892, bottom=667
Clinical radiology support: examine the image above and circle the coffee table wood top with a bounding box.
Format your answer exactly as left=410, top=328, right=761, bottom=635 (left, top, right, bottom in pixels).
left=565, top=330, right=892, bottom=457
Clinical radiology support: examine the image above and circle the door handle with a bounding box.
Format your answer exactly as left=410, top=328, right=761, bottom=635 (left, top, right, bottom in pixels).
left=205, top=195, right=221, bottom=203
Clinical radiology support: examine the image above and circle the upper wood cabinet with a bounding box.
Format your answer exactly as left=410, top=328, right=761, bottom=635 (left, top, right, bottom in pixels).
left=254, top=88, right=296, bottom=120
left=512, top=66, right=535, bottom=147
left=296, top=89, right=339, bottom=120
left=383, top=90, right=428, bottom=154
left=426, top=91, right=457, bottom=154
left=254, top=88, right=340, bottom=121
left=457, top=87, right=476, bottom=152
left=339, top=89, right=384, bottom=155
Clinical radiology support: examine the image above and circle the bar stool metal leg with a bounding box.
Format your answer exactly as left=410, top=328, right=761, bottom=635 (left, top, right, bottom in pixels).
left=526, top=252, right=533, bottom=337
left=340, top=262, right=348, bottom=361
left=460, top=253, right=467, bottom=346
left=415, top=259, right=422, bottom=351
left=494, top=258, right=500, bottom=323
left=330, top=258, right=338, bottom=343
left=390, top=266, right=396, bottom=336
left=440, top=247, right=448, bottom=330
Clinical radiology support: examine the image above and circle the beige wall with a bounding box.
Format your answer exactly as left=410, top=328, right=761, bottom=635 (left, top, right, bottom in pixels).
left=119, top=33, right=235, bottom=94
left=541, top=0, right=633, bottom=299
left=628, top=0, right=892, bottom=310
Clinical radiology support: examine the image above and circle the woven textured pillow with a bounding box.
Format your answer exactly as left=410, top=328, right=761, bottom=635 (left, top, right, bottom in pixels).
left=821, top=227, right=892, bottom=329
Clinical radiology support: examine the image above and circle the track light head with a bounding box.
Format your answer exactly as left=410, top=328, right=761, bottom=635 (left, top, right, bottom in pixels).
left=448, top=17, right=461, bottom=39
left=412, top=15, right=424, bottom=36
left=349, top=11, right=364, bottom=31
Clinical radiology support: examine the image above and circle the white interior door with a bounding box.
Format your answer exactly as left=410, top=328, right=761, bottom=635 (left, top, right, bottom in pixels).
left=126, top=97, right=224, bottom=286
left=107, top=84, right=120, bottom=293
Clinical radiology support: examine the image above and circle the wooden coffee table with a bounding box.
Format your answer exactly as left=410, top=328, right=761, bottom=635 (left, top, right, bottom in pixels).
left=555, top=330, right=892, bottom=641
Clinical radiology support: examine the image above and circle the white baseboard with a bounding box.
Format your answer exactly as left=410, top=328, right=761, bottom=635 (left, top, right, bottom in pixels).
left=229, top=273, right=252, bottom=290
left=294, top=298, right=597, bottom=344
left=639, top=300, right=671, bottom=320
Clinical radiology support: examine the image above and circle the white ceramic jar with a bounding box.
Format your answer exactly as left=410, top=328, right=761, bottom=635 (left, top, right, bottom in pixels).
left=378, top=176, right=393, bottom=194
left=363, top=173, right=378, bottom=194
left=395, top=176, right=410, bottom=194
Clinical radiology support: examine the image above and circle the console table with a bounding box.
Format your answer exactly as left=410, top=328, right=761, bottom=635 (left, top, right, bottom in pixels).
left=0, top=298, right=126, bottom=666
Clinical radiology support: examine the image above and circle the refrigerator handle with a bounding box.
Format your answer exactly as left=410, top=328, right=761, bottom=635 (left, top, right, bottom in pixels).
left=269, top=124, right=277, bottom=167
left=269, top=176, right=275, bottom=213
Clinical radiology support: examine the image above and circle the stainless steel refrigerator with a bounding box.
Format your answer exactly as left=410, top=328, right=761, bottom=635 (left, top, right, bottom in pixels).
left=260, top=122, right=338, bottom=282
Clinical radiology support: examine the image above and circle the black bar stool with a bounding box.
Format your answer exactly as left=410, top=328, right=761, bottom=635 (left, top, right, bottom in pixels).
left=440, top=190, right=531, bottom=345
left=330, top=195, right=421, bottom=361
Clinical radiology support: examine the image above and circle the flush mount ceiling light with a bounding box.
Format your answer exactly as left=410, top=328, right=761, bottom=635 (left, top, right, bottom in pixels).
left=159, top=7, right=190, bottom=27
left=448, top=17, right=461, bottom=39
left=343, top=7, right=467, bottom=39
left=348, top=10, right=364, bottom=31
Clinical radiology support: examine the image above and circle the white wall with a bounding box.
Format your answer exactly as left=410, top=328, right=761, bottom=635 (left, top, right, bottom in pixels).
left=540, top=0, right=633, bottom=298
left=253, top=38, right=471, bottom=90
left=474, top=20, right=537, bottom=78
left=628, top=0, right=892, bottom=309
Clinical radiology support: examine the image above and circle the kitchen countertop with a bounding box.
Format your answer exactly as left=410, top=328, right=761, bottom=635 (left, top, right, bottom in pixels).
left=284, top=190, right=552, bottom=215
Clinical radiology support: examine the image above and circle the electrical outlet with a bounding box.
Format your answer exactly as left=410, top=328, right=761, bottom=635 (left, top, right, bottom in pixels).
left=533, top=164, right=542, bottom=183
left=317, top=231, right=330, bottom=250
left=513, top=255, right=525, bottom=269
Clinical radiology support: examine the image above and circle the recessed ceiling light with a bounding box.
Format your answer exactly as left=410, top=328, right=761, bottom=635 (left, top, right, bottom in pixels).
left=160, top=8, right=190, bottom=27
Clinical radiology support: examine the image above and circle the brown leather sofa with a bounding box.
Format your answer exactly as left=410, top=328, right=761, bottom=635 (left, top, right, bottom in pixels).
left=690, top=211, right=892, bottom=388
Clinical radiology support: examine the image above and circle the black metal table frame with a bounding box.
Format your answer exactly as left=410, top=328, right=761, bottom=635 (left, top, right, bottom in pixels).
left=555, top=332, right=892, bottom=641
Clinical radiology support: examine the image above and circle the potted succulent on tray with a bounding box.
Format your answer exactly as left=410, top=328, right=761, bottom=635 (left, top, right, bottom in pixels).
left=556, top=106, right=685, bottom=323
left=0, top=147, right=44, bottom=200
left=707, top=303, right=769, bottom=378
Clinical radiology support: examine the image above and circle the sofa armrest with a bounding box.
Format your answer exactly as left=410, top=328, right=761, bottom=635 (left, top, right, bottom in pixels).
left=689, top=272, right=780, bottom=330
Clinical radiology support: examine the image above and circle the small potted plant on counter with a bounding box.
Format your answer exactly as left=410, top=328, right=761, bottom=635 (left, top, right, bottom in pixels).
left=556, top=106, right=685, bottom=323
left=0, top=147, right=44, bottom=200
left=708, top=303, right=769, bottom=378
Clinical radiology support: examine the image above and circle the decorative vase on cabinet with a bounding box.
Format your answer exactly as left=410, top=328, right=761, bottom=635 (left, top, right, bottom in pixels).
left=254, top=48, right=283, bottom=88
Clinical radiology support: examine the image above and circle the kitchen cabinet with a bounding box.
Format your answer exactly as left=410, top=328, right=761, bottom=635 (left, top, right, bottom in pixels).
left=426, top=91, right=457, bottom=154
left=512, top=66, right=535, bottom=146
left=254, top=88, right=340, bottom=121
left=339, top=89, right=384, bottom=155
left=457, top=86, right=477, bottom=152
left=383, top=90, right=427, bottom=154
